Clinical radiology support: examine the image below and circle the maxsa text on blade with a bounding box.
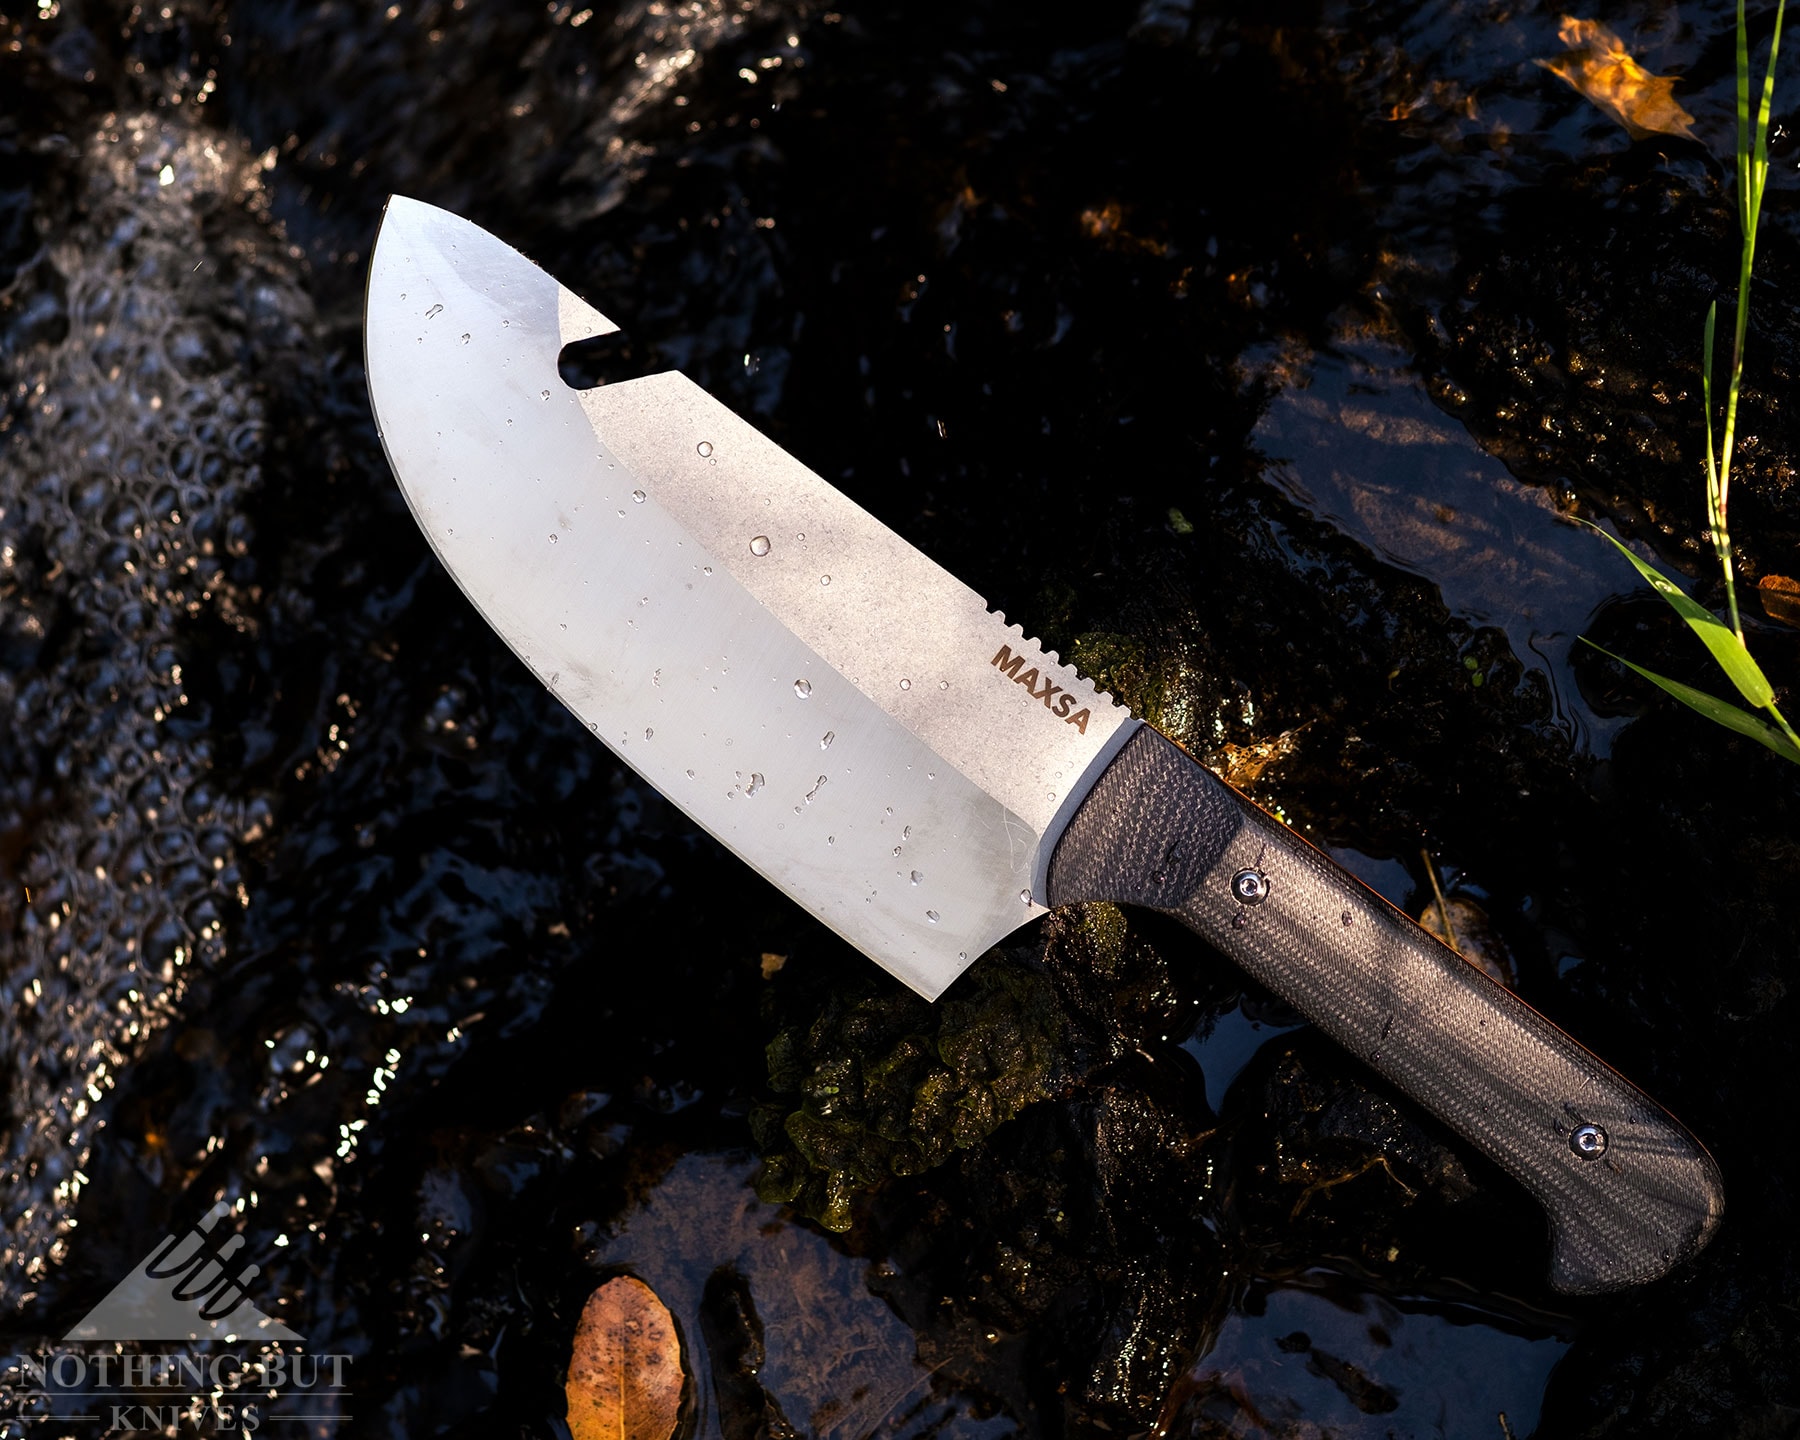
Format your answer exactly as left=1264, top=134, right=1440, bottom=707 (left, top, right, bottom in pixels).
left=992, top=645, right=1092, bottom=734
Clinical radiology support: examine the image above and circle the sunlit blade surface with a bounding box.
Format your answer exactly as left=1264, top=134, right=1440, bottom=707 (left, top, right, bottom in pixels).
left=365, top=197, right=1133, bottom=997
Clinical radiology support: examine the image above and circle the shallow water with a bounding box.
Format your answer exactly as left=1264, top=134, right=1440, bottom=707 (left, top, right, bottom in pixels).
left=2, top=0, right=1798, bottom=1435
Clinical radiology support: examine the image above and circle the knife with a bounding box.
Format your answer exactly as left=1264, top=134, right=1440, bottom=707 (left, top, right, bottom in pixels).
left=362, top=195, right=1722, bottom=1294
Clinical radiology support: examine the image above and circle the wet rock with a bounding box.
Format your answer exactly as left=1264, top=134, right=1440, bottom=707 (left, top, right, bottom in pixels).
left=0, top=105, right=307, bottom=1302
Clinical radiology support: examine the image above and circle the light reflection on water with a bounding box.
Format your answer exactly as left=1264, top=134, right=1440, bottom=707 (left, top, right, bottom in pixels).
left=1251, top=335, right=1633, bottom=756
left=1160, top=1272, right=1572, bottom=1438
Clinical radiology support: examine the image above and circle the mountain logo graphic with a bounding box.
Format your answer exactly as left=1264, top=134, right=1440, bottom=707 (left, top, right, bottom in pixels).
left=63, top=1202, right=301, bottom=1342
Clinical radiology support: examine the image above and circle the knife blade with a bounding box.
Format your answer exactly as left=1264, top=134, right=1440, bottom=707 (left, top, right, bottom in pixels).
left=364, top=195, right=1723, bottom=1295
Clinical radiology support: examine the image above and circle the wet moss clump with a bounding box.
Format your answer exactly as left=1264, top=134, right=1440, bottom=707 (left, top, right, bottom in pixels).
left=1068, top=629, right=1226, bottom=756
left=752, top=949, right=1070, bottom=1231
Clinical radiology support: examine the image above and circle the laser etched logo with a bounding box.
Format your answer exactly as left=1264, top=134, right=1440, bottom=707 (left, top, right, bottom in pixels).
left=990, top=644, right=1092, bottom=734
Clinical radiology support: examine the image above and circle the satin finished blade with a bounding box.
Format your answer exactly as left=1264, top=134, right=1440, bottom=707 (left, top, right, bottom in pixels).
left=364, top=197, right=1134, bottom=998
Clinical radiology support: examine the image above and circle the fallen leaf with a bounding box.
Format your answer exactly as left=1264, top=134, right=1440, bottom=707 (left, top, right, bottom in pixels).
left=1759, top=574, right=1800, bottom=631
left=1535, top=16, right=1695, bottom=140
left=566, top=1276, right=686, bottom=1440
left=600, top=1154, right=936, bottom=1440
left=1419, top=895, right=1518, bottom=989
left=1215, top=725, right=1306, bottom=788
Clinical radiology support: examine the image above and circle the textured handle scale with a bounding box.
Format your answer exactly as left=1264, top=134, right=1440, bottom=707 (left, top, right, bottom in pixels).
left=1047, top=727, right=1723, bottom=1294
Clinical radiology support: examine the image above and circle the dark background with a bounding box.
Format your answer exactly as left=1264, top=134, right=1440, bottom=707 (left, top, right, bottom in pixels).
left=1, top=0, right=1798, bottom=1434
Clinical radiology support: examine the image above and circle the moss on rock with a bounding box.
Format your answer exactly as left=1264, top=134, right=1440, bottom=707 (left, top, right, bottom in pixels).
left=753, top=950, right=1070, bottom=1231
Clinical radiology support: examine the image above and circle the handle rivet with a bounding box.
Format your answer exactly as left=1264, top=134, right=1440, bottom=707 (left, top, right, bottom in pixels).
left=1570, top=1122, right=1609, bottom=1159
left=1230, top=869, right=1271, bottom=906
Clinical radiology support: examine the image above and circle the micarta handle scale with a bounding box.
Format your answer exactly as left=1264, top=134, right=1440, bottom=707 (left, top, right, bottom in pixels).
left=1048, top=726, right=1723, bottom=1293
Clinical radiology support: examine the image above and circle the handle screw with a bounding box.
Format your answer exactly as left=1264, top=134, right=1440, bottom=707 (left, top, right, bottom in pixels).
left=1570, top=1122, right=1609, bottom=1159
left=1230, top=869, right=1271, bottom=906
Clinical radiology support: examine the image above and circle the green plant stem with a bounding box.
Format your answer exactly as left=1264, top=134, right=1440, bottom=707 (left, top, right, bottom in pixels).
left=1769, top=699, right=1800, bottom=756
left=1714, top=0, right=1788, bottom=640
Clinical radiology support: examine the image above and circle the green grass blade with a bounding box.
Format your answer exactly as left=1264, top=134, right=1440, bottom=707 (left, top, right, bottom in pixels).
left=1703, top=302, right=1720, bottom=543
left=1750, top=0, right=1788, bottom=233
left=1580, top=521, right=1774, bottom=706
left=1581, top=639, right=1800, bottom=763
left=1739, top=0, right=1753, bottom=221
left=1703, top=301, right=1717, bottom=417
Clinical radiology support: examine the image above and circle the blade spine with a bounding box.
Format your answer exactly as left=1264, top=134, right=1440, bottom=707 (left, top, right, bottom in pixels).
left=595, top=371, right=1130, bottom=719
left=984, top=606, right=1122, bottom=706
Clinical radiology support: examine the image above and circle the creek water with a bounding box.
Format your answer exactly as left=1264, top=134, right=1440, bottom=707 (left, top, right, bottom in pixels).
left=1, top=0, right=1797, bottom=1435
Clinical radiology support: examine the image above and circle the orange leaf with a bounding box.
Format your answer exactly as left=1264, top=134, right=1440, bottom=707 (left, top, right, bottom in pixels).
left=1535, top=16, right=1696, bottom=140
left=1759, top=573, right=1800, bottom=631
left=566, top=1276, right=686, bottom=1440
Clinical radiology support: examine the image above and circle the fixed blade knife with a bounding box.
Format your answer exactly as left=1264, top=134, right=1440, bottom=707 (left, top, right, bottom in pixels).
left=363, top=195, right=1722, bottom=1295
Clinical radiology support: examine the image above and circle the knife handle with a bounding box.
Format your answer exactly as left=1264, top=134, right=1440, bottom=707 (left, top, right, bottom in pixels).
left=1046, top=726, right=1723, bottom=1293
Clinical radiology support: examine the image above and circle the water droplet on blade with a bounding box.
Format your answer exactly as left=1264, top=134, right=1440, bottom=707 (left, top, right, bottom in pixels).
left=902, top=826, right=912, bottom=839
left=697, top=440, right=714, bottom=457
left=794, top=679, right=812, bottom=698
left=749, top=535, right=771, bottom=556
left=632, top=489, right=646, bottom=503
left=926, top=911, right=940, bottom=924
left=747, top=773, right=764, bottom=795
left=540, top=389, right=551, bottom=400
left=1020, top=889, right=1032, bottom=905
left=548, top=534, right=558, bottom=544
left=910, top=870, right=923, bottom=885
left=939, top=680, right=949, bottom=690
left=899, top=678, right=911, bottom=690
left=685, top=768, right=695, bottom=778
left=820, top=574, right=831, bottom=586
left=820, top=730, right=834, bottom=749
left=460, top=332, right=471, bottom=344
left=644, top=728, right=654, bottom=740
left=425, top=303, right=443, bottom=319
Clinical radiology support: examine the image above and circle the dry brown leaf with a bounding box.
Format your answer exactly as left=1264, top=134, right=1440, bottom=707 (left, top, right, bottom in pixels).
left=1419, top=895, right=1518, bottom=989
left=1215, top=725, right=1306, bottom=789
left=1535, top=16, right=1696, bottom=140
left=566, top=1276, right=686, bottom=1440
left=1759, top=574, right=1800, bottom=630
left=599, top=1155, right=931, bottom=1440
